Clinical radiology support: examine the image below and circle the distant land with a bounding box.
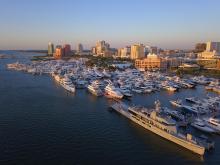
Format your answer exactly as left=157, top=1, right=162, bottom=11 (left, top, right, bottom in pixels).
left=16, top=50, right=48, bottom=54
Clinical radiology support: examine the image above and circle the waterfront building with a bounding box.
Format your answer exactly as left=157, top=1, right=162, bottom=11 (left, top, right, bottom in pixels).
left=54, top=45, right=64, bottom=59
left=166, top=57, right=183, bottom=68
left=118, top=46, right=131, bottom=59
left=95, top=40, right=111, bottom=57
left=198, top=41, right=220, bottom=59
left=77, top=43, right=83, bottom=54
left=48, top=42, right=54, bottom=56
left=149, top=46, right=158, bottom=54
left=135, top=53, right=167, bottom=71
left=198, top=51, right=219, bottom=59
left=206, top=41, right=220, bottom=53
left=63, top=44, right=71, bottom=56
left=131, top=44, right=145, bottom=59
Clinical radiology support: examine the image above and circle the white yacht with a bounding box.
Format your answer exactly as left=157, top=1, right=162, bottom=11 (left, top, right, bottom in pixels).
left=119, top=88, right=133, bottom=98
left=170, top=99, right=183, bottom=108
left=102, top=69, right=111, bottom=78
left=87, top=83, right=103, bottom=96
left=110, top=101, right=214, bottom=156
left=52, top=73, right=62, bottom=83
left=60, top=77, right=76, bottom=93
left=105, top=84, right=123, bottom=99
left=164, top=85, right=177, bottom=92
left=203, top=117, right=220, bottom=133
left=191, top=118, right=216, bottom=134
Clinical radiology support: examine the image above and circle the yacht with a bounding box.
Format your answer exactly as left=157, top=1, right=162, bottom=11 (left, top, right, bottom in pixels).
left=185, top=97, right=201, bottom=104
left=52, top=73, right=62, bottom=83
left=170, top=99, right=183, bottom=108
left=191, top=118, right=216, bottom=134
left=60, top=76, right=76, bottom=93
left=110, top=101, right=214, bottom=156
left=162, top=107, right=185, bottom=121
left=203, top=117, right=220, bottom=133
left=102, top=69, right=111, bottom=78
left=119, top=88, right=133, bottom=98
left=87, top=83, right=103, bottom=96
left=164, top=85, right=177, bottom=92
left=105, top=84, right=123, bottom=99
left=182, top=105, right=206, bottom=115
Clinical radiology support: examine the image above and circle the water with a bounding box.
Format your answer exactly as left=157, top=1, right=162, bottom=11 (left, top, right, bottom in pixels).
left=0, top=50, right=220, bottom=165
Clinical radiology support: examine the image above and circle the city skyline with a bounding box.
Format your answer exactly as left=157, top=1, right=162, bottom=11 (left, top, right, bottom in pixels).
left=0, top=0, right=220, bottom=50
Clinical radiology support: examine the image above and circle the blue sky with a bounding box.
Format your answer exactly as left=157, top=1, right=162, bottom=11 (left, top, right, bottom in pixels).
left=0, top=0, right=220, bottom=50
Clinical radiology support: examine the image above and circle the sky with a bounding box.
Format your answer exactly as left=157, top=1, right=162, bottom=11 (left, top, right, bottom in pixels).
left=0, top=0, right=220, bottom=50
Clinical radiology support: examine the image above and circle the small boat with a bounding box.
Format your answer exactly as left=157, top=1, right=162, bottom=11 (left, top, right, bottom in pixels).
left=191, top=118, right=216, bottom=134
left=203, top=117, right=220, bottom=133
left=120, top=88, right=133, bottom=98
left=185, top=97, right=201, bottom=104
left=162, top=107, right=185, bottom=121
left=170, top=99, right=183, bottom=108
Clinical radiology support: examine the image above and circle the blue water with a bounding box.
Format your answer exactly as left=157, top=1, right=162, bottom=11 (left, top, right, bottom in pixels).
left=0, top=50, right=220, bottom=165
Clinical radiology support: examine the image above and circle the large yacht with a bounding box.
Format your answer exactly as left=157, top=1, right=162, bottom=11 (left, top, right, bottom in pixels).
left=110, top=101, right=214, bottom=156
left=105, top=84, right=123, bottom=99
left=60, top=76, right=76, bottom=93
left=87, top=83, right=103, bottom=96
left=52, top=73, right=62, bottom=83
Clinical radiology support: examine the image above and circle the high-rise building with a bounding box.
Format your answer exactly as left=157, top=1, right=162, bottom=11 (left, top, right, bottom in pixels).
left=91, top=47, right=97, bottom=55
left=130, top=44, right=145, bottom=59
left=54, top=45, right=64, bottom=59
left=63, top=44, right=71, bottom=56
left=77, top=43, right=83, bottom=54
left=95, top=40, right=110, bottom=57
left=118, top=46, right=131, bottom=58
left=206, top=42, right=220, bottom=53
left=48, top=42, right=54, bottom=56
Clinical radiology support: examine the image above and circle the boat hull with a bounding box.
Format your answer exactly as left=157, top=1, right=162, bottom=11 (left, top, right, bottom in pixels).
left=111, top=103, right=205, bottom=156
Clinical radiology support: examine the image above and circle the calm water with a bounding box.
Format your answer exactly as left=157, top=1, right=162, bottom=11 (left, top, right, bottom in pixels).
left=0, top=51, right=220, bottom=165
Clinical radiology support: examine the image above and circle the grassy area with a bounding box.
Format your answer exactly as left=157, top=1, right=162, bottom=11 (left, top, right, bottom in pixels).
left=85, top=56, right=133, bottom=68
left=175, top=68, right=220, bottom=78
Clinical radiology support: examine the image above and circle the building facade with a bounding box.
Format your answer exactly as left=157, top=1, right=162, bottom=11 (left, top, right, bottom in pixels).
left=48, top=42, right=54, bottom=56
left=54, top=45, right=63, bottom=59
left=118, top=46, right=131, bottom=58
left=206, top=42, right=220, bottom=53
left=130, top=44, right=145, bottom=60
left=63, top=44, right=71, bottom=56
left=135, top=53, right=167, bottom=71
left=198, top=41, right=220, bottom=59
left=95, top=41, right=110, bottom=57
left=77, top=43, right=83, bottom=54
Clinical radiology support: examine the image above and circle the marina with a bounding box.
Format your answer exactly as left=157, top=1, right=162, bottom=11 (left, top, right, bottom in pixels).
left=1, top=51, right=220, bottom=164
